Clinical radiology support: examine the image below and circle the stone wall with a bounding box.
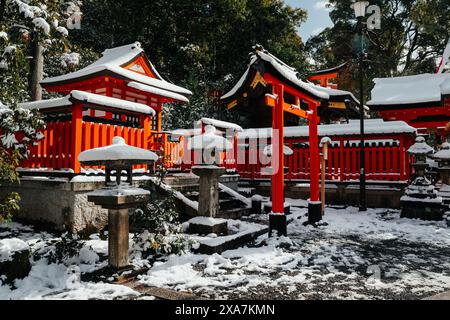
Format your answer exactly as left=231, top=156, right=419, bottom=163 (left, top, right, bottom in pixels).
left=244, top=181, right=405, bottom=209
left=0, top=177, right=150, bottom=233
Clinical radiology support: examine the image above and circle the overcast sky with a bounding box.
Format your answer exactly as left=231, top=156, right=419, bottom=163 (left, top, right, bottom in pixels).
left=284, top=0, right=334, bottom=41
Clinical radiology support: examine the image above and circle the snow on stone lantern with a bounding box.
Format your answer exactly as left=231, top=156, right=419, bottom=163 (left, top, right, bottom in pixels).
left=401, top=136, right=443, bottom=221
left=408, top=136, right=434, bottom=178
left=187, top=125, right=233, bottom=236
left=78, top=136, right=158, bottom=269
left=434, top=142, right=450, bottom=208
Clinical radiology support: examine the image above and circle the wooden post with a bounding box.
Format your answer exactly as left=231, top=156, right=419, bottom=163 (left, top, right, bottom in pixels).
left=71, top=103, right=83, bottom=173
left=321, top=141, right=329, bottom=215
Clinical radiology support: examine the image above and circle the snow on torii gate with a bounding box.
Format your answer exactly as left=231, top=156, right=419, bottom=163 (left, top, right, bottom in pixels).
left=221, top=46, right=325, bottom=235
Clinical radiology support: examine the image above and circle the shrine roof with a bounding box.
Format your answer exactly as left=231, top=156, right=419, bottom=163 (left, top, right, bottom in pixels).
left=221, top=47, right=329, bottom=102
left=220, top=47, right=362, bottom=112
left=368, top=73, right=450, bottom=108
left=127, top=81, right=189, bottom=103
left=40, top=42, right=192, bottom=98
left=308, top=62, right=347, bottom=77
left=19, top=90, right=155, bottom=115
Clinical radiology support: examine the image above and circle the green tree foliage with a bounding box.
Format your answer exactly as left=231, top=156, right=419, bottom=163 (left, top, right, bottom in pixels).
left=306, top=0, right=450, bottom=98
left=69, top=0, right=309, bottom=129
left=0, top=103, right=44, bottom=222
left=0, top=0, right=83, bottom=103
left=0, top=1, right=83, bottom=221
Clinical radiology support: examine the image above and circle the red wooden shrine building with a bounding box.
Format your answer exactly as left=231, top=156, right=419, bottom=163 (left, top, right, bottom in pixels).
left=165, top=47, right=416, bottom=187
left=221, top=46, right=362, bottom=127
left=368, top=73, right=450, bottom=141
left=19, top=42, right=191, bottom=173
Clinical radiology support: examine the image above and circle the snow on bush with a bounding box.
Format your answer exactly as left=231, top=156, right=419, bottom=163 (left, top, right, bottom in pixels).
left=0, top=238, right=29, bottom=262
left=60, top=52, right=80, bottom=69
left=32, top=17, right=50, bottom=34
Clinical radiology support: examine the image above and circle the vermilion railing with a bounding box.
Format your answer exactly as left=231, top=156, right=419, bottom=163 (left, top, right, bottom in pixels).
left=22, top=120, right=148, bottom=171
left=19, top=120, right=414, bottom=182
left=169, top=134, right=414, bottom=182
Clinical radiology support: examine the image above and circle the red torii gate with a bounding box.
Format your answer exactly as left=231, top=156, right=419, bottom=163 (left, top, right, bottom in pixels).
left=264, top=74, right=321, bottom=235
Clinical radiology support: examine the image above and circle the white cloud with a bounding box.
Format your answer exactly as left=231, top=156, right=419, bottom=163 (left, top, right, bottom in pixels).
left=311, top=27, right=325, bottom=36
left=314, top=1, right=331, bottom=12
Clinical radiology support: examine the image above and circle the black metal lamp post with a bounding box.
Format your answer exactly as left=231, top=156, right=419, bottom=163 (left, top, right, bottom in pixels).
left=352, top=1, right=369, bottom=211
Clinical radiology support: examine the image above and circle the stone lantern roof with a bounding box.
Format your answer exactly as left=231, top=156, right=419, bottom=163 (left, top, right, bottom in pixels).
left=187, top=125, right=233, bottom=151
left=407, top=136, right=434, bottom=156
left=434, top=142, right=450, bottom=160
left=78, top=136, right=158, bottom=166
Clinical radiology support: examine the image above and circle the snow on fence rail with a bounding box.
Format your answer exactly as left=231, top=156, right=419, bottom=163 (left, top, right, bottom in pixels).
left=170, top=119, right=416, bottom=183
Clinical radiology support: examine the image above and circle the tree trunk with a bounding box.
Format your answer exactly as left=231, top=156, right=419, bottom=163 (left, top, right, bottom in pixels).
left=30, top=39, right=44, bottom=101
left=0, top=0, right=6, bottom=25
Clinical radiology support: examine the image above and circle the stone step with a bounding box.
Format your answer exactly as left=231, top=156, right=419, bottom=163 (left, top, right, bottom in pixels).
left=219, top=198, right=247, bottom=211
left=217, top=207, right=251, bottom=220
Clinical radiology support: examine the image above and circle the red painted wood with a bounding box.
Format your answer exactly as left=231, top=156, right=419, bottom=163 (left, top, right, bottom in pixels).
left=272, top=84, right=285, bottom=214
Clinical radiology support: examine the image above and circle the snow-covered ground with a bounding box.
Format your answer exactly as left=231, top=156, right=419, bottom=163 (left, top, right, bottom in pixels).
left=138, top=204, right=450, bottom=300
left=1, top=201, right=449, bottom=300
left=0, top=223, right=141, bottom=300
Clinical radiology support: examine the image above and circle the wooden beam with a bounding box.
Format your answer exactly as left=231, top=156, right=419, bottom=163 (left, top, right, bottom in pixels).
left=265, top=94, right=308, bottom=119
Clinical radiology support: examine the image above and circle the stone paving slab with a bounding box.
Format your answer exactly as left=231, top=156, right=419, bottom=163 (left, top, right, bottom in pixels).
left=424, top=291, right=450, bottom=300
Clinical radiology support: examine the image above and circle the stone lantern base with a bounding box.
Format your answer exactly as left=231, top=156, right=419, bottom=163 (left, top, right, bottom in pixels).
left=400, top=198, right=443, bottom=221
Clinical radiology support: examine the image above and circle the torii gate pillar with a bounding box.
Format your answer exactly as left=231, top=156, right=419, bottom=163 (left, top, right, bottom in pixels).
left=307, top=103, right=322, bottom=224
left=269, top=84, right=287, bottom=236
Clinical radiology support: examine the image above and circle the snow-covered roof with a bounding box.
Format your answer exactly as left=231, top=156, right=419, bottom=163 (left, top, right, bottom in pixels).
left=198, top=118, right=243, bottom=132
left=238, top=119, right=416, bottom=139
left=19, top=96, right=72, bottom=110
left=19, top=90, right=155, bottom=115
left=256, top=50, right=329, bottom=100
left=41, top=42, right=192, bottom=97
left=127, top=81, right=189, bottom=103
left=368, top=73, right=450, bottom=106
left=78, top=136, right=158, bottom=163
left=307, top=82, right=361, bottom=106
left=221, top=48, right=329, bottom=101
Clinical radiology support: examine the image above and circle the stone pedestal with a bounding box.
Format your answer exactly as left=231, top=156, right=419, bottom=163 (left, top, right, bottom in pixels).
left=269, top=214, right=287, bottom=237
left=192, top=165, right=226, bottom=217
left=251, top=195, right=263, bottom=215
left=188, top=217, right=228, bottom=236
left=307, top=200, right=322, bottom=225
left=87, top=187, right=150, bottom=269
left=401, top=177, right=443, bottom=221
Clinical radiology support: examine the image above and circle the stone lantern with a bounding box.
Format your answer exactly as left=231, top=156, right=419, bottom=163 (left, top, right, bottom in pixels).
left=401, top=136, right=442, bottom=220
left=434, top=142, right=450, bottom=206
left=78, top=136, right=158, bottom=269
left=187, top=125, right=232, bottom=235
left=408, top=136, right=434, bottom=179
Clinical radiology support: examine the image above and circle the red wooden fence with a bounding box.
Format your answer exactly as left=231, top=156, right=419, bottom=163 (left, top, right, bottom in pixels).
left=19, top=120, right=414, bottom=182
